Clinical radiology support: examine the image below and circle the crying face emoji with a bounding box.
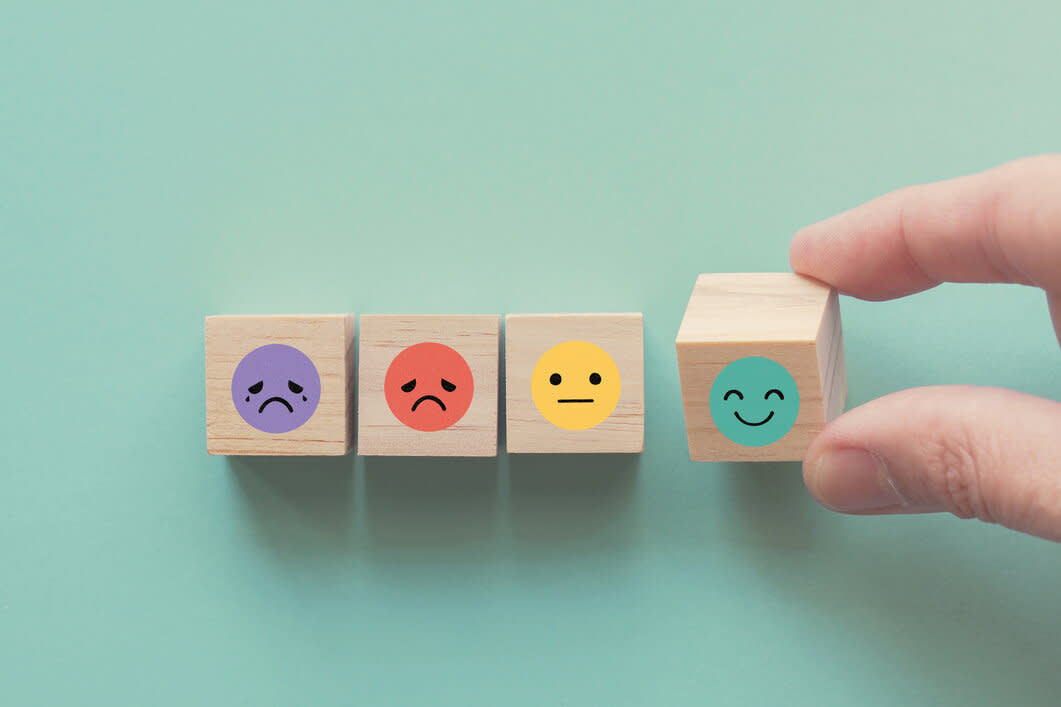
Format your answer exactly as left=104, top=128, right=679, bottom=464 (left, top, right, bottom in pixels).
left=231, top=344, right=322, bottom=434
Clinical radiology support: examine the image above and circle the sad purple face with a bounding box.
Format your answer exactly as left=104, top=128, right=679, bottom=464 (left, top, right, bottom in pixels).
left=231, top=344, right=321, bottom=434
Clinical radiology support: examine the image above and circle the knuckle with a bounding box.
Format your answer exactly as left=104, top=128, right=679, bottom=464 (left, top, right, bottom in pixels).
left=920, top=425, right=996, bottom=523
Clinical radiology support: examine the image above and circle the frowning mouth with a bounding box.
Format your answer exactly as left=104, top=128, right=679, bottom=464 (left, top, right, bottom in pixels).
left=411, top=395, right=446, bottom=411
left=734, top=410, right=773, bottom=426
left=557, top=399, right=594, bottom=404
left=259, top=397, right=294, bottom=414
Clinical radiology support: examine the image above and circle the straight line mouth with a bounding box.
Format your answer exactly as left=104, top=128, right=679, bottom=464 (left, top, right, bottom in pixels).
left=557, top=399, right=594, bottom=404
left=412, top=395, right=446, bottom=411
left=259, top=397, right=294, bottom=414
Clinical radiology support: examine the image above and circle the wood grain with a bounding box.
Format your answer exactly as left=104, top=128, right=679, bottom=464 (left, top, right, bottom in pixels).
left=357, top=315, right=500, bottom=457
left=505, top=313, right=644, bottom=454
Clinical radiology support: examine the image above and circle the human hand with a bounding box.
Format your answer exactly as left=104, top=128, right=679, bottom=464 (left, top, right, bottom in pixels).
left=789, top=155, right=1061, bottom=542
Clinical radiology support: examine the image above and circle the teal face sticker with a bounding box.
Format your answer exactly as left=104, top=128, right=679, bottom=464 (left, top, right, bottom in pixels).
left=709, top=356, right=799, bottom=446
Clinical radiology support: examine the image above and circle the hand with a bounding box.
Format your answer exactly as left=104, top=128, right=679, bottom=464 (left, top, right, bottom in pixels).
left=789, top=155, right=1061, bottom=542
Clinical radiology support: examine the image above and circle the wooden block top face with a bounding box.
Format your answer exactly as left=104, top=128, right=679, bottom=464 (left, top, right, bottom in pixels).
left=676, top=273, right=833, bottom=344
left=357, top=315, right=500, bottom=457
left=506, top=313, right=644, bottom=454
left=205, top=315, right=355, bottom=456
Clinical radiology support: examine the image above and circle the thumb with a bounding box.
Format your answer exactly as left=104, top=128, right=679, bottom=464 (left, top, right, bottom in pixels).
left=803, top=385, right=1061, bottom=542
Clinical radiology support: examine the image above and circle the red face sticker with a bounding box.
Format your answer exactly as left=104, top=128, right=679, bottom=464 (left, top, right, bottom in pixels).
left=384, top=342, right=475, bottom=431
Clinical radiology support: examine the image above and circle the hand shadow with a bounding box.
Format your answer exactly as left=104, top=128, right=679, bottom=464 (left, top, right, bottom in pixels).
left=726, top=459, right=1061, bottom=703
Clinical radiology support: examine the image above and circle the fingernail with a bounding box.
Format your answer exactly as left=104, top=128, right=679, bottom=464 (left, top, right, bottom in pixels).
left=809, top=448, right=899, bottom=512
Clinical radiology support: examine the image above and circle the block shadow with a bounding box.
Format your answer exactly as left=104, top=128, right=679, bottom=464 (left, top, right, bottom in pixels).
left=228, top=455, right=355, bottom=561
left=508, top=453, right=640, bottom=554
left=724, top=460, right=819, bottom=550
left=361, top=456, right=499, bottom=558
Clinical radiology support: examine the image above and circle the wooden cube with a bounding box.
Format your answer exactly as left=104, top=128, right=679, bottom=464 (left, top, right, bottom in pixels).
left=505, top=313, right=644, bottom=454
left=675, top=273, right=846, bottom=462
left=205, top=314, right=355, bottom=456
left=357, top=315, right=500, bottom=457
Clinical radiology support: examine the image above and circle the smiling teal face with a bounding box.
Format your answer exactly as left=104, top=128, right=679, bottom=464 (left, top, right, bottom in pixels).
left=709, top=356, right=800, bottom=446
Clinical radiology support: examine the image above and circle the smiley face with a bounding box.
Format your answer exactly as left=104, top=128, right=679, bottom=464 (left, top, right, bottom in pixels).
left=709, top=356, right=799, bottom=446
left=231, top=344, right=322, bottom=434
left=531, top=340, right=621, bottom=430
left=384, top=342, right=474, bottom=431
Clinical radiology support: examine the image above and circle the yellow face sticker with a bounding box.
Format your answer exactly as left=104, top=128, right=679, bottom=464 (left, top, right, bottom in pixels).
left=531, top=340, right=621, bottom=430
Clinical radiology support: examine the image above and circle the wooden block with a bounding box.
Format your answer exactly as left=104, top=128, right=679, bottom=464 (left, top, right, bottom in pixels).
left=205, top=314, right=355, bottom=456
left=357, top=315, right=500, bottom=457
left=675, top=273, right=846, bottom=462
left=505, top=313, right=644, bottom=454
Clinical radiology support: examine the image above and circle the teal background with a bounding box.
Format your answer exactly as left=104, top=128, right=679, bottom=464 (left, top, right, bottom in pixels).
left=3, top=2, right=1060, bottom=704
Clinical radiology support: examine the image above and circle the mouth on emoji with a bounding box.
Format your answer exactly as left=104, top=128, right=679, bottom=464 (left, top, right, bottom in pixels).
left=411, top=394, right=446, bottom=412
left=733, top=410, right=773, bottom=426
left=258, top=396, right=295, bottom=414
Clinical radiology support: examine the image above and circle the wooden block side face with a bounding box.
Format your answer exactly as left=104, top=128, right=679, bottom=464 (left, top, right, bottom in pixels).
left=825, top=324, right=848, bottom=423
left=344, top=314, right=357, bottom=445
left=676, top=340, right=825, bottom=462
left=205, top=315, right=354, bottom=456
left=676, top=273, right=832, bottom=344
left=357, top=315, right=499, bottom=457
left=814, top=289, right=848, bottom=423
left=505, top=313, right=644, bottom=454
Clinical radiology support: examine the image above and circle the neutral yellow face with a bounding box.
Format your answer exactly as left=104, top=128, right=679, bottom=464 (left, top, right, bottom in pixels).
left=531, top=340, right=621, bottom=430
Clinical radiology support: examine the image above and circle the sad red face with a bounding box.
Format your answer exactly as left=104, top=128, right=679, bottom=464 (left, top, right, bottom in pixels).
left=383, top=342, right=474, bottom=431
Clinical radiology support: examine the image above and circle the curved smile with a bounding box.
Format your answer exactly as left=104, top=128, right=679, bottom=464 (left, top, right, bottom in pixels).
left=734, top=410, right=774, bottom=427
left=259, top=397, right=294, bottom=414
left=411, top=395, right=446, bottom=411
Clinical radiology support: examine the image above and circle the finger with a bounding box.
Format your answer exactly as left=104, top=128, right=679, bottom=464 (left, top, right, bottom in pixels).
left=790, top=155, right=1061, bottom=300
left=803, top=385, right=1061, bottom=543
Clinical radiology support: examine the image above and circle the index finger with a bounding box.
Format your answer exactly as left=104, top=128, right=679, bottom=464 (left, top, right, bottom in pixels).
left=789, top=155, right=1061, bottom=300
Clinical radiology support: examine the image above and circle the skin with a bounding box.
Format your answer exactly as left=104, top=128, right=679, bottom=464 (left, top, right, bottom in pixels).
left=789, top=155, right=1061, bottom=543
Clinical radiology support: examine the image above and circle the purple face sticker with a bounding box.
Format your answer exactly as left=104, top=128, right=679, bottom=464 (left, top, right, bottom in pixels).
left=231, top=344, right=321, bottom=434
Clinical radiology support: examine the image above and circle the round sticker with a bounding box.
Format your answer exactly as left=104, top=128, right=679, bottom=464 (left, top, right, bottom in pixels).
left=231, top=344, right=322, bottom=434
left=709, top=356, right=799, bottom=446
left=531, top=340, right=621, bottom=430
left=384, top=342, right=474, bottom=431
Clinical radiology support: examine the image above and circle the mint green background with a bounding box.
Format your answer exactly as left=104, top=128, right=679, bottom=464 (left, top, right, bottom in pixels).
left=3, top=2, right=1060, bottom=705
